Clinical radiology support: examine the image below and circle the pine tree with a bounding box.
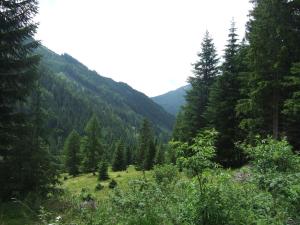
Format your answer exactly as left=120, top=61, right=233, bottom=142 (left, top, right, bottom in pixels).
left=137, top=119, right=150, bottom=169
left=64, top=130, right=81, bottom=176
left=0, top=0, right=49, bottom=200
left=283, top=63, right=300, bottom=150
left=154, top=143, right=165, bottom=165
left=144, top=139, right=156, bottom=170
left=98, top=161, right=109, bottom=181
left=82, top=114, right=102, bottom=173
left=236, top=0, right=299, bottom=140
left=136, top=119, right=155, bottom=170
left=112, top=140, right=126, bottom=171
left=205, top=21, right=244, bottom=167
left=179, top=31, right=219, bottom=142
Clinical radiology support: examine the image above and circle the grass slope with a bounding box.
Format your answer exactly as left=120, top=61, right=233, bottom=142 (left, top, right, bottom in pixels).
left=0, top=166, right=148, bottom=225
left=62, top=166, right=149, bottom=200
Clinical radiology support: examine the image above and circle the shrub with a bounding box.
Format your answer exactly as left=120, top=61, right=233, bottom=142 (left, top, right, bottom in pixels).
left=95, top=183, right=104, bottom=191
left=79, top=188, right=94, bottom=202
left=242, top=137, right=300, bottom=174
left=152, top=164, right=178, bottom=185
left=109, top=179, right=117, bottom=189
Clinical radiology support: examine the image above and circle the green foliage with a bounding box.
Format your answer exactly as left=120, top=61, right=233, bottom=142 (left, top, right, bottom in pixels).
left=95, top=183, right=104, bottom=191
left=82, top=115, right=103, bottom=173
left=283, top=62, right=300, bottom=150
left=152, top=85, right=190, bottom=115
left=98, top=161, right=109, bottom=181
left=136, top=119, right=156, bottom=171
left=205, top=21, right=246, bottom=167
left=243, top=137, right=299, bottom=174
left=154, top=143, right=166, bottom=165
left=79, top=188, right=95, bottom=202
left=112, top=141, right=127, bottom=172
left=0, top=0, right=51, bottom=201
left=177, top=32, right=219, bottom=142
left=64, top=130, right=81, bottom=176
left=37, top=46, right=174, bottom=155
left=108, top=179, right=117, bottom=189
left=241, top=137, right=300, bottom=221
left=236, top=0, right=300, bottom=140
left=176, top=129, right=219, bottom=178
left=152, top=164, right=179, bottom=185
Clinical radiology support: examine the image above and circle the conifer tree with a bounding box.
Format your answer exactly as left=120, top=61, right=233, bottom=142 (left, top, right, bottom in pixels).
left=154, top=143, right=165, bottom=165
left=0, top=0, right=54, bottom=200
left=144, top=139, right=156, bottom=170
left=205, top=21, right=244, bottom=167
left=98, top=161, right=109, bottom=181
left=283, top=63, right=300, bottom=150
left=236, top=0, right=299, bottom=140
left=136, top=118, right=157, bottom=170
left=64, top=130, right=81, bottom=176
left=112, top=140, right=126, bottom=171
left=82, top=114, right=102, bottom=173
left=179, top=31, right=219, bottom=142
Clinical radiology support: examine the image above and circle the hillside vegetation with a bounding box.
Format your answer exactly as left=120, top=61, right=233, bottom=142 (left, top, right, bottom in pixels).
left=152, top=85, right=190, bottom=115
left=37, top=46, right=175, bottom=152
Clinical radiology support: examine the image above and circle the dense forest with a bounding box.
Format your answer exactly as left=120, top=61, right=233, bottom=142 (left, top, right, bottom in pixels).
left=1, top=0, right=300, bottom=225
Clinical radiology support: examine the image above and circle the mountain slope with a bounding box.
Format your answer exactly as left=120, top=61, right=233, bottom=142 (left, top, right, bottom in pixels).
left=152, top=85, right=191, bottom=115
left=36, top=46, right=175, bottom=151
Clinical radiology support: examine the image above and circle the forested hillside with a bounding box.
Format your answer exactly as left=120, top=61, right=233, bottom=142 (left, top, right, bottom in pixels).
left=36, top=46, right=175, bottom=152
left=1, top=1, right=300, bottom=225
left=152, top=85, right=190, bottom=115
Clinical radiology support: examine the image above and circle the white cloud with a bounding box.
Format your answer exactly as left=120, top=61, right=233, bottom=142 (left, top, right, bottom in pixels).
left=36, top=0, right=251, bottom=97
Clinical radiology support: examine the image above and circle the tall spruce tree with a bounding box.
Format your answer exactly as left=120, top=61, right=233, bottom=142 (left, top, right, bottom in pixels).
left=154, top=143, right=165, bottom=165
left=144, top=139, right=156, bottom=170
left=205, top=21, right=244, bottom=167
left=98, top=161, right=109, bottom=181
left=64, top=130, right=81, bottom=176
left=283, top=63, right=300, bottom=150
left=82, top=114, right=102, bottom=173
left=136, top=119, right=155, bottom=170
left=112, top=140, right=126, bottom=171
left=178, top=31, right=219, bottom=142
left=0, top=0, right=56, bottom=200
left=236, top=0, right=299, bottom=140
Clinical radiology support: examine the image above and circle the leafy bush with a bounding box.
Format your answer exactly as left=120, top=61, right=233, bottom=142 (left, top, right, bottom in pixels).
left=79, top=188, right=94, bottom=202
left=95, top=183, right=104, bottom=191
left=243, top=137, right=300, bottom=174
left=109, top=179, right=117, bottom=189
left=152, top=164, right=179, bottom=185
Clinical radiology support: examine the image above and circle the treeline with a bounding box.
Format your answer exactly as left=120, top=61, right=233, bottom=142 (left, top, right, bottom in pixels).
left=64, top=117, right=169, bottom=177
left=173, top=0, right=300, bottom=167
left=0, top=0, right=172, bottom=201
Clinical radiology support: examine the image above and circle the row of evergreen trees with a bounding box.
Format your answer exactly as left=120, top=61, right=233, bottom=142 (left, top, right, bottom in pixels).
left=64, top=117, right=166, bottom=176
left=173, top=0, right=300, bottom=167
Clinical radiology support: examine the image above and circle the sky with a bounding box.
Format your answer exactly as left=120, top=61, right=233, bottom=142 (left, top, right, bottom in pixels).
left=35, top=0, right=252, bottom=97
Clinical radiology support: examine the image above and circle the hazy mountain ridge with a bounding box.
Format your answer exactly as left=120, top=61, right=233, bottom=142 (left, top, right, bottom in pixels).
left=152, top=85, right=191, bottom=115
left=37, top=46, right=175, bottom=150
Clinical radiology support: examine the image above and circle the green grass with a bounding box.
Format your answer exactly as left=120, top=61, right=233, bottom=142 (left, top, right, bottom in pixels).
left=62, top=165, right=149, bottom=200
left=0, top=165, right=147, bottom=225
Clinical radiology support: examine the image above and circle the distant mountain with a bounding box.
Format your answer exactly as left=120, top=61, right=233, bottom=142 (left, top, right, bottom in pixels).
left=36, top=46, right=175, bottom=151
left=152, top=85, right=191, bottom=115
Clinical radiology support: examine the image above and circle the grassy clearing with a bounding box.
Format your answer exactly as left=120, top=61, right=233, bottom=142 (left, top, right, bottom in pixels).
left=0, top=166, right=147, bottom=225
left=62, top=165, right=149, bottom=200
